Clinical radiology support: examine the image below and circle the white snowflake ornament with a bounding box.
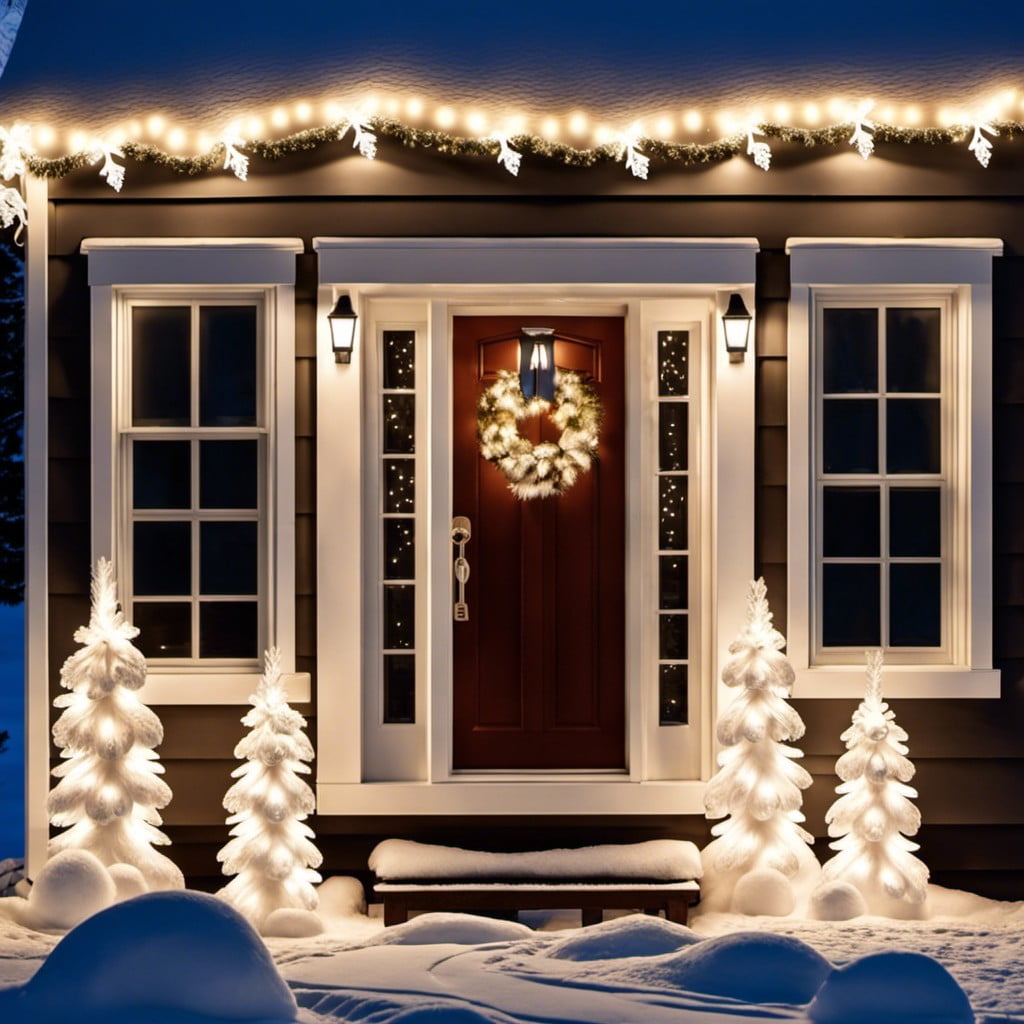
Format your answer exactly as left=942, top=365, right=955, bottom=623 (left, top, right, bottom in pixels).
left=617, top=132, right=649, bottom=180
left=492, top=134, right=522, bottom=176
left=747, top=130, right=771, bottom=171
left=341, top=118, right=377, bottom=160
left=222, top=137, right=249, bottom=181
left=849, top=102, right=876, bottom=160
left=89, top=144, right=126, bottom=192
left=968, top=123, right=997, bottom=168
left=0, top=123, right=33, bottom=180
left=0, top=184, right=27, bottom=241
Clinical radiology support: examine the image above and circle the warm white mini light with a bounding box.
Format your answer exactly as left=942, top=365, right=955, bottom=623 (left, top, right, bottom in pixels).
left=773, top=103, right=792, bottom=123
left=435, top=106, right=456, bottom=129
left=166, top=127, right=185, bottom=151
left=466, top=111, right=487, bottom=134
left=294, top=102, right=312, bottom=124
left=568, top=111, right=588, bottom=137
left=803, top=103, right=821, bottom=125
left=270, top=107, right=288, bottom=129
left=146, top=115, right=165, bottom=139
left=540, top=117, right=559, bottom=139
left=406, top=97, right=424, bottom=118
left=904, top=105, right=922, bottom=126
left=34, top=125, right=55, bottom=148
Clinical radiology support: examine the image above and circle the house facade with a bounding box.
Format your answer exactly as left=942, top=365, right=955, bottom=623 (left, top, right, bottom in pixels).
left=21, top=128, right=1024, bottom=898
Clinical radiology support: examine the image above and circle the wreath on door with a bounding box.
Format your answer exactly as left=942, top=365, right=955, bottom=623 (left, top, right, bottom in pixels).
left=477, top=369, right=602, bottom=499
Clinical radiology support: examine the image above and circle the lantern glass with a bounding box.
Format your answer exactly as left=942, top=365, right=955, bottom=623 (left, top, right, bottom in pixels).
left=328, top=294, right=358, bottom=363
left=722, top=293, right=752, bottom=358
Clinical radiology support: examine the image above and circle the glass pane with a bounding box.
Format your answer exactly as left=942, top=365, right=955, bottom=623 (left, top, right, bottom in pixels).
left=890, top=488, right=941, bottom=557
left=823, top=308, right=878, bottom=394
left=199, top=601, right=259, bottom=658
left=659, top=556, right=688, bottom=610
left=659, top=664, right=688, bottom=725
left=659, top=614, right=688, bottom=661
left=200, top=440, right=258, bottom=509
left=384, top=519, right=415, bottom=580
left=134, top=522, right=190, bottom=596
left=657, top=331, right=689, bottom=397
left=823, top=399, right=878, bottom=474
left=384, top=585, right=415, bottom=649
left=199, top=306, right=257, bottom=426
left=659, top=404, right=688, bottom=471
left=383, top=330, right=416, bottom=390
left=383, top=654, right=416, bottom=724
left=887, top=308, right=940, bottom=393
left=890, top=564, right=941, bottom=647
left=384, top=460, right=415, bottom=513
left=658, top=476, right=688, bottom=551
left=887, top=399, right=940, bottom=474
left=132, top=307, right=190, bottom=426
left=132, top=602, right=191, bottom=658
left=383, top=394, right=416, bottom=453
left=133, top=441, right=190, bottom=509
left=822, top=563, right=880, bottom=647
left=823, top=487, right=880, bottom=557
left=200, top=522, right=258, bottom=595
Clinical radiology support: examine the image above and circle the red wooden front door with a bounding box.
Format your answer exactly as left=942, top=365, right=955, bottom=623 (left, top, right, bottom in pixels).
left=452, top=316, right=625, bottom=769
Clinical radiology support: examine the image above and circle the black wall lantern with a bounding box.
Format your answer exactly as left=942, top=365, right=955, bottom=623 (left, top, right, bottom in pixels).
left=519, top=327, right=556, bottom=400
left=722, top=292, right=753, bottom=362
left=328, top=293, right=358, bottom=363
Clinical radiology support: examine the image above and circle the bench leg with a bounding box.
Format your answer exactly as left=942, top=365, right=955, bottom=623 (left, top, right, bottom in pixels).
left=384, top=898, right=408, bottom=927
left=665, top=895, right=689, bottom=926
left=581, top=908, right=602, bottom=927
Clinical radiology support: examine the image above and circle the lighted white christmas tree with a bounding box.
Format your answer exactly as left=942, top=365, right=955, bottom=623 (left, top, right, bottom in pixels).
left=218, top=647, right=323, bottom=931
left=47, top=557, right=183, bottom=890
left=820, top=650, right=929, bottom=913
left=702, top=578, right=817, bottom=912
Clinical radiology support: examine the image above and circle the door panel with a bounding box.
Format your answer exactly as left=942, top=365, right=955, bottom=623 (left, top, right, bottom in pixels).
left=452, top=316, right=625, bottom=769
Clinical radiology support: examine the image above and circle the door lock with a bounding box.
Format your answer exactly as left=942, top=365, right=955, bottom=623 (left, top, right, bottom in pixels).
left=451, top=516, right=471, bottom=622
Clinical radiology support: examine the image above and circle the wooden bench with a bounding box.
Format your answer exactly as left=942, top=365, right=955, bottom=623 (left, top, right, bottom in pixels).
left=375, top=880, right=701, bottom=927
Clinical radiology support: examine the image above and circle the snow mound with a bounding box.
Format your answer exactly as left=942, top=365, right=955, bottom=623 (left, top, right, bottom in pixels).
left=809, top=880, right=867, bottom=921
left=546, top=914, right=700, bottom=961
left=733, top=867, right=794, bottom=916
left=108, top=863, right=148, bottom=902
left=317, top=875, right=366, bottom=919
left=9, top=890, right=296, bottom=1023
left=609, top=931, right=832, bottom=1004
left=262, top=907, right=323, bottom=937
left=23, top=850, right=116, bottom=930
left=378, top=912, right=533, bottom=945
left=808, top=950, right=973, bottom=1023
left=390, top=1006, right=516, bottom=1023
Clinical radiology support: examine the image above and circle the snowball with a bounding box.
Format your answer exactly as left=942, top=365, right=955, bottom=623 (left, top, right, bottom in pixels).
left=809, top=881, right=867, bottom=921
left=12, top=890, right=296, bottom=1023
left=808, top=950, right=973, bottom=1023
left=25, top=850, right=116, bottom=930
left=318, top=874, right=367, bottom=919
left=733, top=867, right=795, bottom=916
left=378, top=912, right=533, bottom=945
left=546, top=914, right=700, bottom=961
left=107, top=863, right=147, bottom=902
left=262, top=907, right=324, bottom=937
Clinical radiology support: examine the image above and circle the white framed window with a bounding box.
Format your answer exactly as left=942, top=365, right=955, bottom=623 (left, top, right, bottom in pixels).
left=82, top=238, right=308, bottom=704
left=787, top=238, right=1002, bottom=698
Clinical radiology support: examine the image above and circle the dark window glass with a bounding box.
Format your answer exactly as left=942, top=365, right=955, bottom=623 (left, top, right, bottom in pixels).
left=659, top=556, right=688, bottom=610
left=384, top=519, right=415, bottom=580
left=658, top=476, right=687, bottom=551
left=659, top=614, right=688, bottom=661
left=132, top=602, right=191, bottom=659
left=823, top=487, right=880, bottom=557
left=659, top=403, right=688, bottom=471
left=384, top=585, right=415, bottom=649
left=887, top=308, right=940, bottom=393
left=383, top=395, right=416, bottom=453
left=890, top=488, right=941, bottom=557
left=199, top=602, right=259, bottom=658
left=384, top=460, right=415, bottom=514
left=823, top=308, right=878, bottom=394
left=383, top=654, right=416, bottom=723
left=200, top=440, right=259, bottom=509
left=383, top=330, right=416, bottom=390
left=133, top=441, right=190, bottom=509
left=890, top=564, right=941, bottom=647
left=200, top=522, right=258, bottom=595
left=887, top=399, right=940, bottom=474
left=657, top=331, right=689, bottom=397
left=134, top=522, right=191, bottom=595
left=823, top=400, right=878, bottom=473
left=132, top=307, right=190, bottom=426
left=659, top=664, right=688, bottom=725
left=199, top=306, right=257, bottom=426
left=822, top=563, right=880, bottom=646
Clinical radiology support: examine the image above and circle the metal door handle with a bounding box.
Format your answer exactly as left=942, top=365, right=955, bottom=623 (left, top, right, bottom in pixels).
left=452, top=516, right=471, bottom=621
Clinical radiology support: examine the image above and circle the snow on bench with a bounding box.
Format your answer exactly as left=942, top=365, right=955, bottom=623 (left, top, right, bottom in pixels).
left=370, top=839, right=702, bottom=927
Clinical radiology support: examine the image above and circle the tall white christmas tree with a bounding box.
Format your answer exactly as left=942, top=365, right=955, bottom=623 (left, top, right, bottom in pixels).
left=702, top=578, right=817, bottom=912
left=47, top=557, right=183, bottom=890
left=218, top=647, right=323, bottom=931
left=821, top=650, right=929, bottom=914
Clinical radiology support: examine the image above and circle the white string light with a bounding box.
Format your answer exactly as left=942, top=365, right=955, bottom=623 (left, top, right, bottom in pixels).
left=968, top=122, right=997, bottom=168
left=849, top=101, right=875, bottom=160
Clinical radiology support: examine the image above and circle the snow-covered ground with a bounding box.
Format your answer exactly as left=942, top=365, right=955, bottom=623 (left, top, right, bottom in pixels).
left=0, top=884, right=1022, bottom=1024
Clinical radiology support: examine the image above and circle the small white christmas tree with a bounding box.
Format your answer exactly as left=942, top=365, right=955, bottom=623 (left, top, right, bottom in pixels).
left=821, top=650, right=929, bottom=913
left=702, top=578, right=817, bottom=911
left=47, top=557, right=183, bottom=890
left=218, top=647, right=323, bottom=931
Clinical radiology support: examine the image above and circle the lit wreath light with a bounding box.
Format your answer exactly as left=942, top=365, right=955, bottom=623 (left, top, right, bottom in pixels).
left=477, top=369, right=601, bottom=500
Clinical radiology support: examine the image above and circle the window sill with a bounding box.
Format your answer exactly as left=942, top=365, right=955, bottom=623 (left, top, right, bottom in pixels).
left=792, top=666, right=1000, bottom=699
left=141, top=671, right=311, bottom=705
